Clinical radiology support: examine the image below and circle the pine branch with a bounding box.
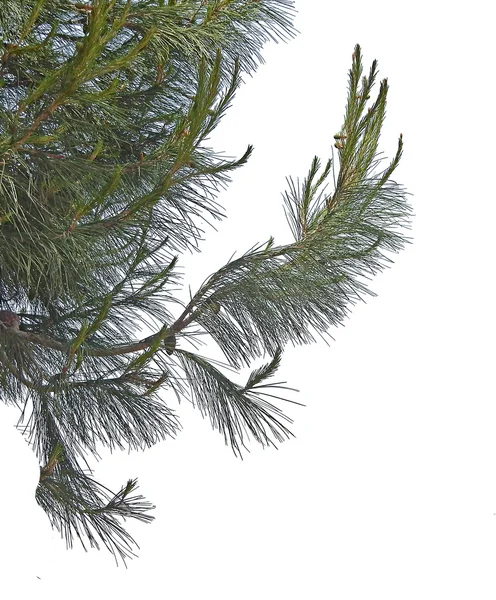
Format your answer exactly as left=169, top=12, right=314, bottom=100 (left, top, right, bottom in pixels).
left=183, top=45, right=411, bottom=368
left=178, top=349, right=297, bottom=457
left=37, top=457, right=155, bottom=566
left=1, top=3, right=410, bottom=565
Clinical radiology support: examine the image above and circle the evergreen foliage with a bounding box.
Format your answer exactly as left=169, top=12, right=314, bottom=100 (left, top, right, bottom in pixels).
left=0, top=0, right=411, bottom=564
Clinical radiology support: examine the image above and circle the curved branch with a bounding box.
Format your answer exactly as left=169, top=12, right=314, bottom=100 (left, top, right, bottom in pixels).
left=15, top=328, right=158, bottom=357
left=13, top=302, right=201, bottom=358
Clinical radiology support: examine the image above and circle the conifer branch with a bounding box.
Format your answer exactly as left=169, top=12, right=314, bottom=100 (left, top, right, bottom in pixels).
left=1, top=3, right=409, bottom=565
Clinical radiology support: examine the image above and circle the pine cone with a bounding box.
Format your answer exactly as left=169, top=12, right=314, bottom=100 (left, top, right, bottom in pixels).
left=0, top=310, right=20, bottom=331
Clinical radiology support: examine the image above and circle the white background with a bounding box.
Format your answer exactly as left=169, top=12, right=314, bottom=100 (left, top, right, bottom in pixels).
left=1, top=0, right=495, bottom=597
